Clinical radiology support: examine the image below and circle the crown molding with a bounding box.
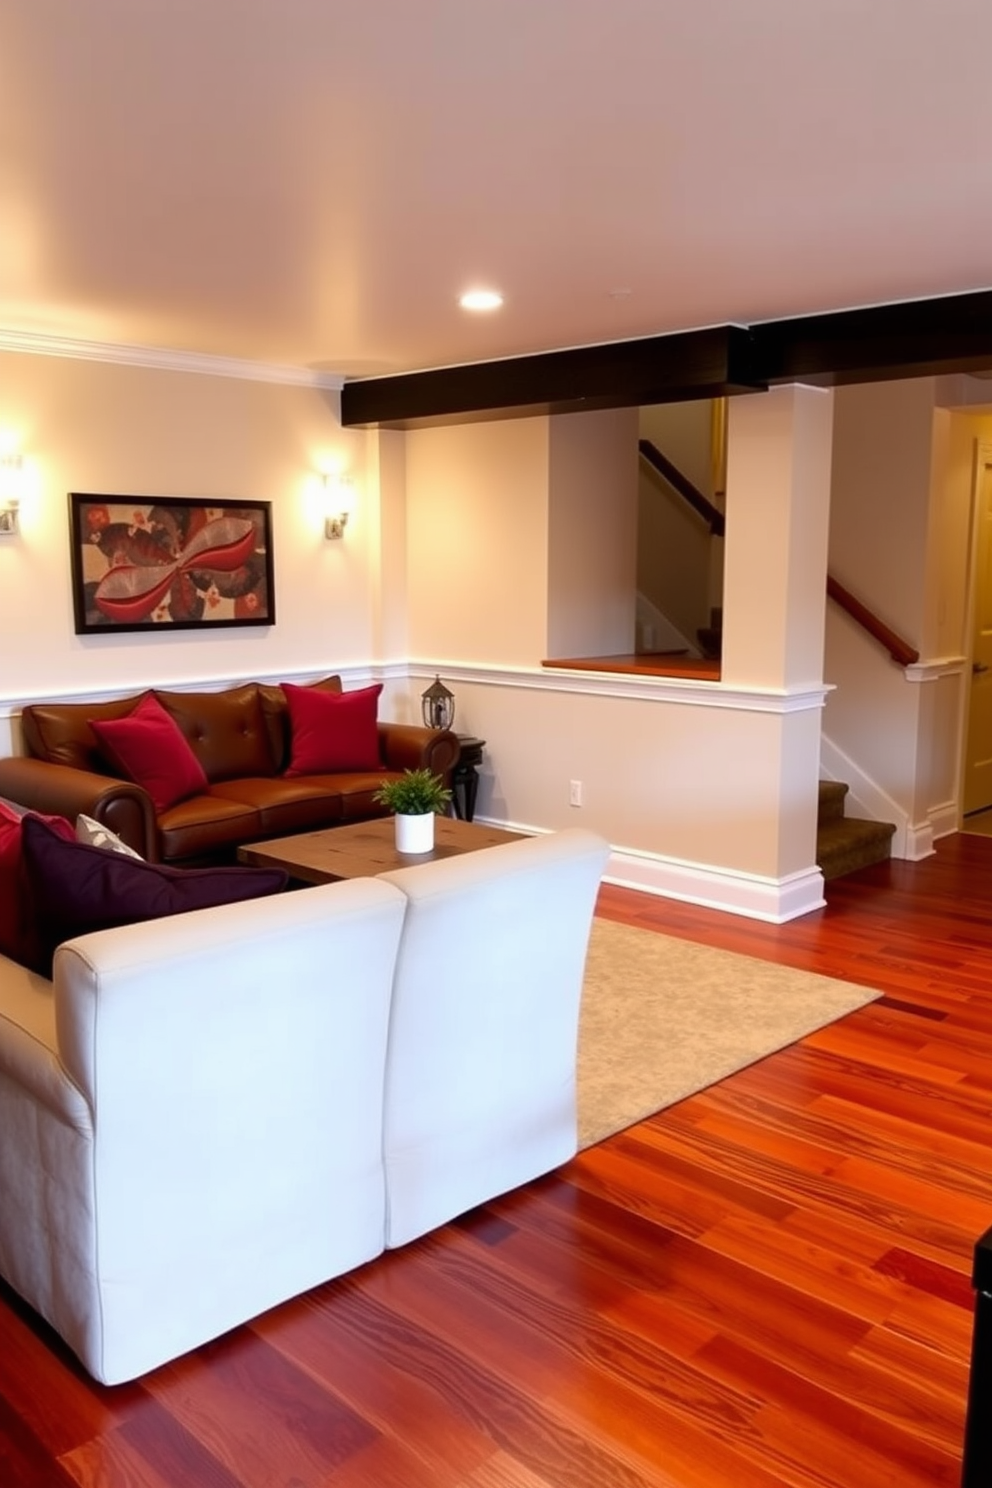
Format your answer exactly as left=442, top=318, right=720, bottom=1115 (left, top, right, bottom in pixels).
left=0, top=328, right=344, bottom=390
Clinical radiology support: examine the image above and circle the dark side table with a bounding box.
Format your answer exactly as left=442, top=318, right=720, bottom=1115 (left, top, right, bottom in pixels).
left=963, top=1225, right=992, bottom=1486
left=451, top=736, right=485, bottom=822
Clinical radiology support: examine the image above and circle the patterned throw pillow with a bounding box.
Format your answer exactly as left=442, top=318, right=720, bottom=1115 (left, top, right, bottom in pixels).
left=75, top=814, right=144, bottom=859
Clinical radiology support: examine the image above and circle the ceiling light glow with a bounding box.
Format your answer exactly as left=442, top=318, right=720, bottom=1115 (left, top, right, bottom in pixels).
left=459, top=289, right=503, bottom=312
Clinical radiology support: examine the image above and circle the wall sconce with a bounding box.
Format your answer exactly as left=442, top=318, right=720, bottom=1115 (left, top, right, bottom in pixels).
left=0, top=454, right=23, bottom=537
left=324, top=474, right=354, bottom=539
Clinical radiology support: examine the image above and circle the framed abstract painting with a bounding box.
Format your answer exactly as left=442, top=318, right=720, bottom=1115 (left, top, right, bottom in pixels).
left=68, top=494, right=275, bottom=634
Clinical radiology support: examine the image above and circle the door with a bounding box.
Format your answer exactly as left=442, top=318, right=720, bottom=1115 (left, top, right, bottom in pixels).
left=964, top=455, right=992, bottom=814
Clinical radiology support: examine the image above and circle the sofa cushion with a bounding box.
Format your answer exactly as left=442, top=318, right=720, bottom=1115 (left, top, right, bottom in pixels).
left=90, top=693, right=209, bottom=812
left=283, top=683, right=383, bottom=776
left=155, top=793, right=264, bottom=864
left=0, top=802, right=76, bottom=970
left=209, top=777, right=346, bottom=835
left=155, top=685, right=276, bottom=782
left=258, top=674, right=343, bottom=773
left=21, top=814, right=288, bottom=975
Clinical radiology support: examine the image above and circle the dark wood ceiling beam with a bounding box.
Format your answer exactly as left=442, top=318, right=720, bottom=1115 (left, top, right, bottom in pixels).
left=751, top=288, right=992, bottom=386
left=340, top=326, right=765, bottom=429
left=340, top=289, right=992, bottom=428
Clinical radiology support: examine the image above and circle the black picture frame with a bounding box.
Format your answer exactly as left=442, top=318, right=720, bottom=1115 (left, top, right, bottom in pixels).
left=68, top=493, right=275, bottom=635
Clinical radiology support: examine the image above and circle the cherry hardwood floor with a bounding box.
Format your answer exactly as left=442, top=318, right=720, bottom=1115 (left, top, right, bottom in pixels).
left=3, top=834, right=991, bottom=1486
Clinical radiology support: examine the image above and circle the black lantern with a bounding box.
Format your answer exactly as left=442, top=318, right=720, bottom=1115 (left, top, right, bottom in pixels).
left=421, top=674, right=455, bottom=731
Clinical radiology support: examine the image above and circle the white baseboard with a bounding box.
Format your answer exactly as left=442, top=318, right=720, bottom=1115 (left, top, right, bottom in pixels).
left=474, top=813, right=827, bottom=923
left=604, top=848, right=826, bottom=923
left=925, top=799, right=958, bottom=845
left=905, top=820, right=936, bottom=860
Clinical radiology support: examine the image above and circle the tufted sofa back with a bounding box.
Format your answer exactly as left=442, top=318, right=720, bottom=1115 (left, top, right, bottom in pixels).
left=20, top=675, right=346, bottom=784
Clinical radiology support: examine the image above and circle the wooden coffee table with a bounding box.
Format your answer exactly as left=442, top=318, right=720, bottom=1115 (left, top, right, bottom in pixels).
left=237, top=815, right=522, bottom=886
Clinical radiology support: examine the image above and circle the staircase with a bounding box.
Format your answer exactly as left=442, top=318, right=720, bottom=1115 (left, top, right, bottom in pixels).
left=817, top=781, right=896, bottom=882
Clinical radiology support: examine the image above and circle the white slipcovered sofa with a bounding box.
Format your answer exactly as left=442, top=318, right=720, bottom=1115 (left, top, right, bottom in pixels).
left=379, top=827, right=610, bottom=1246
left=0, top=827, right=608, bottom=1384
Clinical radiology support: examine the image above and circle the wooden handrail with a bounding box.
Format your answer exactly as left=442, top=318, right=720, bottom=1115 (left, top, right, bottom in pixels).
left=826, top=575, right=919, bottom=667
left=638, top=439, right=725, bottom=537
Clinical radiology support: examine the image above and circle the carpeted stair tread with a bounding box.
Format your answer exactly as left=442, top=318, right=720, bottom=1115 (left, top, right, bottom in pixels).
left=817, top=814, right=896, bottom=881
left=817, top=780, right=849, bottom=824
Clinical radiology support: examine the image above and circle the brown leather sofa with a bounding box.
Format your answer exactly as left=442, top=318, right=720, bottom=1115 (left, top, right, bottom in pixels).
left=0, top=677, right=460, bottom=864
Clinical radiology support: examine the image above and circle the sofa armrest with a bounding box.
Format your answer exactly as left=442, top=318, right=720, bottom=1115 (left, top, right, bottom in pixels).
left=378, top=725, right=460, bottom=781
left=0, top=757, right=157, bottom=860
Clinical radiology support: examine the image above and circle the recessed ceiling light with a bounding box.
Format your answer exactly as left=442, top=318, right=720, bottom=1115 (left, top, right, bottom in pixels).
left=459, top=289, right=503, bottom=312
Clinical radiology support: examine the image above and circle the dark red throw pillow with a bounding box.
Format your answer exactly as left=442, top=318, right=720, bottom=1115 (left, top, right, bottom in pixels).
left=20, top=813, right=288, bottom=976
left=89, top=693, right=208, bottom=812
left=0, top=802, right=75, bottom=970
left=282, top=682, right=383, bottom=776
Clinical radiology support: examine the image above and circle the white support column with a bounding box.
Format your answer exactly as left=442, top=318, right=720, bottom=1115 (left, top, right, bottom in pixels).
left=721, top=385, right=835, bottom=884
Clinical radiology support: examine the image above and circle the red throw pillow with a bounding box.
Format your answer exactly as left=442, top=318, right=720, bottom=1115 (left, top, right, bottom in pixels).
left=0, top=801, right=75, bottom=970
left=90, top=693, right=208, bottom=812
left=21, top=814, right=288, bottom=977
left=283, top=682, right=383, bottom=776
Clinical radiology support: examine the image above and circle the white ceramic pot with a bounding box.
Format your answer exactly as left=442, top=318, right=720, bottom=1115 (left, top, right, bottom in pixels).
left=394, top=811, right=435, bottom=854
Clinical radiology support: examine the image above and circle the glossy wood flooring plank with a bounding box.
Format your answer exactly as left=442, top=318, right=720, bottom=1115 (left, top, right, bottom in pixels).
left=0, top=1279, right=134, bottom=1456
left=265, top=1261, right=704, bottom=1488
left=342, top=1228, right=807, bottom=1488
left=0, top=1393, right=80, bottom=1488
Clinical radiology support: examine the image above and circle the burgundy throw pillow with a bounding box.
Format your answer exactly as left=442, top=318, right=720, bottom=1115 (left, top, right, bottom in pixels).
left=20, top=814, right=288, bottom=977
left=0, top=802, right=75, bottom=970
left=90, top=693, right=208, bottom=812
left=283, top=682, right=383, bottom=776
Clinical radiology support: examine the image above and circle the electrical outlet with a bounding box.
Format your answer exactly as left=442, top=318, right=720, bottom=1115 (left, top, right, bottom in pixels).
left=569, top=780, right=583, bottom=807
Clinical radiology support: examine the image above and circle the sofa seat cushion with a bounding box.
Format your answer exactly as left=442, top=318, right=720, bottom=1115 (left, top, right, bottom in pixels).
left=156, top=794, right=263, bottom=863
left=21, top=815, right=289, bottom=974
left=90, top=694, right=209, bottom=812
left=209, top=778, right=346, bottom=835
left=335, top=773, right=406, bottom=823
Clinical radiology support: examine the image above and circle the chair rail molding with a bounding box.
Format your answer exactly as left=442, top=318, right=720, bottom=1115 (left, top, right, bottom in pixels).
left=406, top=660, right=831, bottom=715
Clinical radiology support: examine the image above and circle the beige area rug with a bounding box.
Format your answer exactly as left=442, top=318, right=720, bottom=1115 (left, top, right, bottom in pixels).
left=577, top=918, right=882, bottom=1150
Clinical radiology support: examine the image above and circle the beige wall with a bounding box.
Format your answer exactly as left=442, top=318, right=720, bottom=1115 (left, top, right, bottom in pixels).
left=547, top=407, right=638, bottom=658
left=636, top=465, right=713, bottom=648
left=822, top=379, right=986, bottom=846
left=639, top=400, right=715, bottom=499
left=404, top=418, right=550, bottom=666
left=0, top=352, right=372, bottom=700
left=829, top=379, right=934, bottom=641
left=443, top=674, right=819, bottom=878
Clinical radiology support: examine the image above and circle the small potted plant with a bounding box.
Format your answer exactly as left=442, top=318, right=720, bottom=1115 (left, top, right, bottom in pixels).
left=373, top=768, right=452, bottom=853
